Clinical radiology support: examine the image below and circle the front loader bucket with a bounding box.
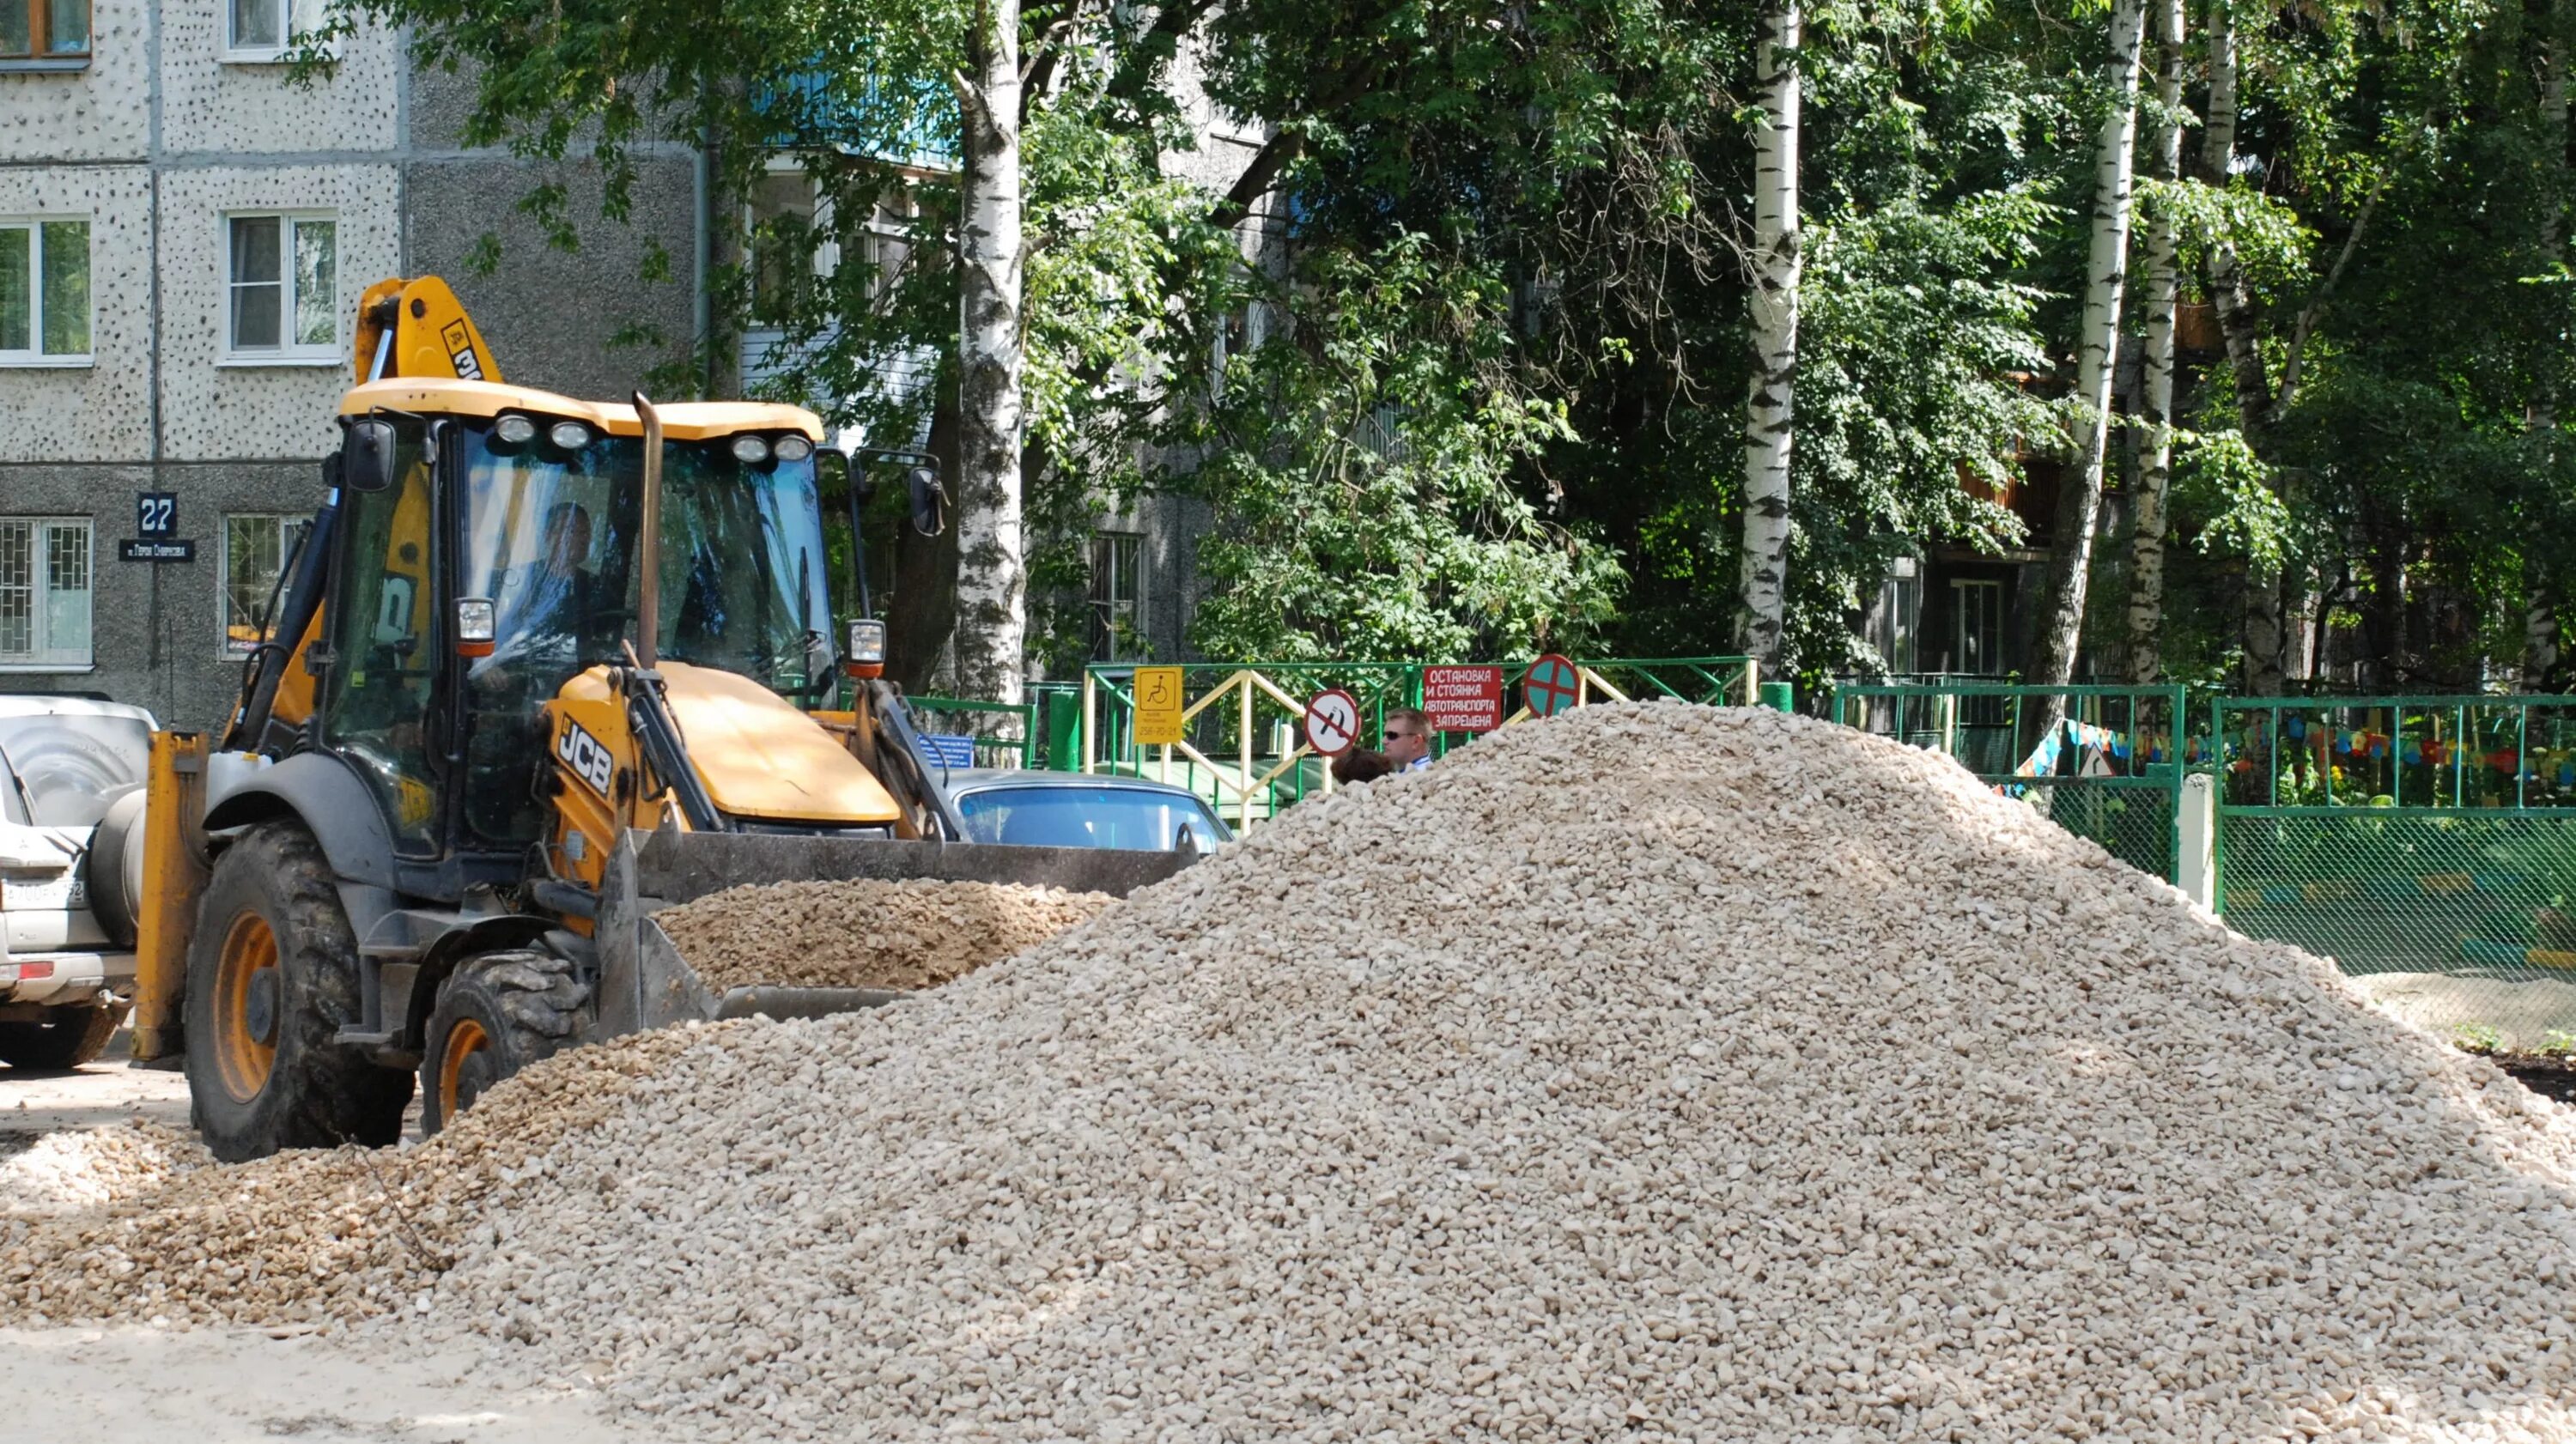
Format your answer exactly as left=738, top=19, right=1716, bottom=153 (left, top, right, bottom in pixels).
left=590, top=828, right=1192, bottom=1040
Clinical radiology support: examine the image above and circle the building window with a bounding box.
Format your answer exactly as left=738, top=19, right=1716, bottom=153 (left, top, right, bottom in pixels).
left=748, top=170, right=830, bottom=326
left=1090, top=531, right=1143, bottom=662
left=222, top=513, right=313, bottom=657
left=1, top=0, right=88, bottom=59
left=225, top=0, right=322, bottom=58
left=226, top=213, right=337, bottom=361
left=1950, top=577, right=2004, bottom=676
left=0, top=219, right=90, bottom=364
left=0, top=519, right=93, bottom=669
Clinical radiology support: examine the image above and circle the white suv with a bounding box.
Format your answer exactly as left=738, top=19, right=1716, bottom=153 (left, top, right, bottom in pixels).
left=0, top=695, right=153, bottom=1070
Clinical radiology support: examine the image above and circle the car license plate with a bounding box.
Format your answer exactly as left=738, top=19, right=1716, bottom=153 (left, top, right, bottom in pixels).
left=1, top=870, right=76, bottom=912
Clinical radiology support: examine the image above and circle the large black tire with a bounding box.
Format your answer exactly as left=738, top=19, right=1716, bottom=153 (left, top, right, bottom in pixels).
left=418, top=949, right=587, bottom=1137
left=183, top=822, right=413, bottom=1162
left=0, top=1003, right=124, bottom=1071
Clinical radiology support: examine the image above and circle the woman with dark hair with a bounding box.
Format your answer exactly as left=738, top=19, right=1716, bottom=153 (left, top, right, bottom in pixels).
left=1332, top=748, right=1396, bottom=784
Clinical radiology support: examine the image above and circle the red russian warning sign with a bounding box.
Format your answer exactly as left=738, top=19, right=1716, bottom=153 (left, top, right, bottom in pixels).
left=1422, top=665, right=1504, bottom=733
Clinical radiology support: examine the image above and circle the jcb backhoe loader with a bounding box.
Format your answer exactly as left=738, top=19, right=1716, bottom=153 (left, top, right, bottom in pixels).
left=114, top=278, right=1183, bottom=1162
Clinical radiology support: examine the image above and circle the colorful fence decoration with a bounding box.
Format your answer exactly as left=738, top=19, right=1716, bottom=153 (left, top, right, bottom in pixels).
left=2210, top=695, right=2576, bottom=1051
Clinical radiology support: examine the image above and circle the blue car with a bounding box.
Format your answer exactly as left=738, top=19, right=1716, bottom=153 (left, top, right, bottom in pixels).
left=938, top=770, right=1233, bottom=854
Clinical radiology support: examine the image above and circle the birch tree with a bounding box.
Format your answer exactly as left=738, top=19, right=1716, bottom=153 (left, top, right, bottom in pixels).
left=951, top=0, right=1027, bottom=703
left=2527, top=0, right=2569, bottom=690
left=2198, top=0, right=2293, bottom=693
left=1740, top=0, right=1801, bottom=676
left=2123, top=0, right=2186, bottom=684
left=2029, top=0, right=2148, bottom=693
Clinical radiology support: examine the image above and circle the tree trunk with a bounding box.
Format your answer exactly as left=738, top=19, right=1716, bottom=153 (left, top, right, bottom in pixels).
left=891, top=376, right=964, bottom=693
left=2030, top=0, right=2147, bottom=697
left=2528, top=12, right=2568, bottom=690
left=1737, top=0, right=1801, bottom=675
left=2123, top=0, right=2186, bottom=685
left=951, top=0, right=1027, bottom=703
left=2282, top=567, right=2320, bottom=684
left=2203, top=0, right=2287, bottom=694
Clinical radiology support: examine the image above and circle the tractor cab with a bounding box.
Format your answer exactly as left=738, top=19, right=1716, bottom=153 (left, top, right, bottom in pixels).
left=320, top=380, right=864, bottom=865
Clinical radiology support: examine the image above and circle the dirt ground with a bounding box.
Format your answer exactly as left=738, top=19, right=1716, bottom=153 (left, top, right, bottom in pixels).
left=3, top=1325, right=640, bottom=1442
left=0, top=1029, right=191, bottom=1135
left=3, top=1036, right=632, bottom=1441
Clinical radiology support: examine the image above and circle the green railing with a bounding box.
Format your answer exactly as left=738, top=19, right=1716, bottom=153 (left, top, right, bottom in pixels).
left=2211, top=694, right=2576, bottom=1052
left=906, top=695, right=1037, bottom=769
left=1080, top=658, right=1760, bottom=831
left=1831, top=682, right=2189, bottom=883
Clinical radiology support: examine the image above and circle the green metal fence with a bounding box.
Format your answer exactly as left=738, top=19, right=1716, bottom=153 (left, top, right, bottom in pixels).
left=1832, top=683, right=2189, bottom=883
left=2211, top=695, right=2576, bottom=1052
left=1081, top=658, right=1761, bottom=831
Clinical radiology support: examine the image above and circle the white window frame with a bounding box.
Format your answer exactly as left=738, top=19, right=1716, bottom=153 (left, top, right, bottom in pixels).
left=744, top=160, right=841, bottom=328
left=222, top=0, right=325, bottom=62
left=0, top=216, right=92, bottom=368
left=219, top=513, right=312, bottom=658
left=1950, top=577, right=2004, bottom=676
left=221, top=209, right=340, bottom=366
left=0, top=517, right=94, bottom=672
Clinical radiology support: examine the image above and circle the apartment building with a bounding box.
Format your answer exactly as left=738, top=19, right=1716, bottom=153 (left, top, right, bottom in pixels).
left=0, top=0, right=700, bottom=726
left=3, top=0, right=1261, bottom=726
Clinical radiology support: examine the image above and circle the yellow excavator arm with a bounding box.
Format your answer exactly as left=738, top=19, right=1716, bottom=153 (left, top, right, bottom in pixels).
left=352, top=276, right=503, bottom=385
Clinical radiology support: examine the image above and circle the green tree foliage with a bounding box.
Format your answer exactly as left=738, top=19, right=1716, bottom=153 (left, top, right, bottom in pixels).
left=335, top=0, right=2576, bottom=689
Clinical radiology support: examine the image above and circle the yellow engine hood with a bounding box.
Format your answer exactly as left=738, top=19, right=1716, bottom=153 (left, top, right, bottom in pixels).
left=653, top=663, right=902, bottom=826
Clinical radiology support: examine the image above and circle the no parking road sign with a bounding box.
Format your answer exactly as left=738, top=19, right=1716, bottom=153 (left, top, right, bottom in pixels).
left=1304, top=688, right=1361, bottom=756
left=1525, top=653, right=1581, bottom=717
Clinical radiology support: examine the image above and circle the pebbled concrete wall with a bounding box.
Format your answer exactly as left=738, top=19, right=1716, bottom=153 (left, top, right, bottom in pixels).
left=155, top=163, right=401, bottom=460
left=0, top=167, right=154, bottom=464
left=0, top=0, right=150, bottom=161
left=157, top=0, right=400, bottom=156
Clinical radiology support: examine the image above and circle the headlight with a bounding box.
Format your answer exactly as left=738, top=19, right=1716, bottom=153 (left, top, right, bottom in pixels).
left=773, top=434, right=813, bottom=463
left=494, top=414, right=537, bottom=446
left=846, top=617, right=887, bottom=664
left=456, top=597, right=497, bottom=657
left=548, top=420, right=592, bottom=452
left=731, top=434, right=773, bottom=465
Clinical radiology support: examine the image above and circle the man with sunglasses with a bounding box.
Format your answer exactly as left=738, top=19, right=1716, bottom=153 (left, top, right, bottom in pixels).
left=1382, top=707, right=1436, bottom=773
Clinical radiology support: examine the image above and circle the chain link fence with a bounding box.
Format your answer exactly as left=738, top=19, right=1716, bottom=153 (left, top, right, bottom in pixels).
left=2214, top=696, right=2576, bottom=1053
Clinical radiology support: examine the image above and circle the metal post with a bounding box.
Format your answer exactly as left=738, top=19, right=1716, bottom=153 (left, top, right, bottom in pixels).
left=1239, top=673, right=1255, bottom=832
left=2178, top=771, right=2218, bottom=911
left=632, top=392, right=665, bottom=669
left=1743, top=658, right=1759, bottom=707
left=1081, top=670, right=1097, bottom=775
left=2455, top=704, right=2467, bottom=807
left=2380, top=705, right=2401, bottom=803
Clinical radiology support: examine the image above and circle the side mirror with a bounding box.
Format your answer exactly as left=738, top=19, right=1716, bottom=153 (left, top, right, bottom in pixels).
left=343, top=417, right=398, bottom=494
left=908, top=465, right=947, bottom=537
left=1173, top=821, right=1197, bottom=855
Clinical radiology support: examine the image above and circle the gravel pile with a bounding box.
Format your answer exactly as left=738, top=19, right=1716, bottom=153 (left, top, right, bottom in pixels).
left=0, top=1025, right=730, bottom=1326
left=15, top=701, right=2576, bottom=1443
left=412, top=703, right=2576, bottom=1441
left=0, top=1123, right=207, bottom=1217
left=656, top=879, right=1115, bottom=993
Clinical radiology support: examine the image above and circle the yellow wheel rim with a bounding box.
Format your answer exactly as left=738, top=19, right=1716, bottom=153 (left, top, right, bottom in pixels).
left=436, top=1018, right=491, bottom=1124
left=210, top=913, right=279, bottom=1103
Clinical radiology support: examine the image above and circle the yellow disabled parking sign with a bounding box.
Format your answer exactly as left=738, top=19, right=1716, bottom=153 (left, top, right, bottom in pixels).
left=1133, top=667, right=1187, bottom=746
